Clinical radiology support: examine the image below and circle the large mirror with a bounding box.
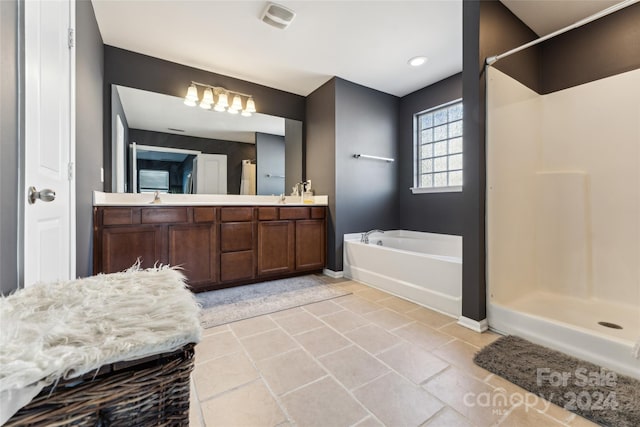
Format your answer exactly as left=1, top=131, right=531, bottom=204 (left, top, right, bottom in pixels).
left=110, top=85, right=303, bottom=195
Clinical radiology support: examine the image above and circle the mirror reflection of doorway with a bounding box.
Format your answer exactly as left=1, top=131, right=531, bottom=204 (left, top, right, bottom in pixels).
left=130, top=144, right=200, bottom=194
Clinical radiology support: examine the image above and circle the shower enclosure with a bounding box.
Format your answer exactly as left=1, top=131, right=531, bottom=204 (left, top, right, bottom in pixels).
left=486, top=66, right=640, bottom=378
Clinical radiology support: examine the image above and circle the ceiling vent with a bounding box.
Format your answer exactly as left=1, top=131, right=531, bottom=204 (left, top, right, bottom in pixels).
left=261, top=2, right=296, bottom=30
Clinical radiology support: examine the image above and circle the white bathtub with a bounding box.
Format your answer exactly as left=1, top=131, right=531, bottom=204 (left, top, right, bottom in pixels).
left=343, top=230, right=462, bottom=317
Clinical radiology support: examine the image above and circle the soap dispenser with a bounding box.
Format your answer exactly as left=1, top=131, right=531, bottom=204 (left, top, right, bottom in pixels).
left=303, top=180, right=314, bottom=204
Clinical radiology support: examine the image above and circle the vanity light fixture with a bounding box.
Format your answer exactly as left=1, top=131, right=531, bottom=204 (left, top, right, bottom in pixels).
left=184, top=81, right=256, bottom=116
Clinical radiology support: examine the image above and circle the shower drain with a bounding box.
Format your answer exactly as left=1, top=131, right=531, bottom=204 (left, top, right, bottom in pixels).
left=598, top=321, right=623, bottom=329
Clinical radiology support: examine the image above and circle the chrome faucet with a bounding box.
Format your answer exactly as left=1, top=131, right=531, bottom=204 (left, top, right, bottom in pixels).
left=361, top=229, right=384, bottom=244
left=150, top=191, right=162, bottom=204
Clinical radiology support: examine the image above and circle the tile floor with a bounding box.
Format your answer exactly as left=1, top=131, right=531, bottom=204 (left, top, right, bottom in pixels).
left=189, top=277, right=599, bottom=427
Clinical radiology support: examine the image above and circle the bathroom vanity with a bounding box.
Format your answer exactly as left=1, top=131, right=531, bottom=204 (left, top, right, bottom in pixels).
left=93, top=193, right=327, bottom=292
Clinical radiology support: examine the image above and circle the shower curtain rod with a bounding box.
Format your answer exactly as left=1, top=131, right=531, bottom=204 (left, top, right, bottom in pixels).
left=486, top=0, right=639, bottom=66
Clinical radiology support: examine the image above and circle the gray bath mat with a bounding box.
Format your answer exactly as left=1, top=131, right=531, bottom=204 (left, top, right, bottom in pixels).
left=197, top=275, right=350, bottom=329
left=474, top=335, right=640, bottom=427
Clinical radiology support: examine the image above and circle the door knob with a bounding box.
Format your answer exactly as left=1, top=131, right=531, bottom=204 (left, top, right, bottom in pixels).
left=28, top=186, right=56, bottom=204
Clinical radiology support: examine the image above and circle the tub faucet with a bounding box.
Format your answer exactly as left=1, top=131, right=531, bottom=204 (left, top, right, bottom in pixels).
left=361, top=229, right=384, bottom=244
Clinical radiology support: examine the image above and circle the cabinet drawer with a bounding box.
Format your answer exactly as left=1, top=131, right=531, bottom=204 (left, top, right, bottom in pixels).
left=220, top=222, right=254, bottom=252
left=221, top=207, right=254, bottom=222
left=141, top=207, right=188, bottom=224
left=279, top=207, right=309, bottom=220
left=220, top=251, right=254, bottom=282
left=311, top=207, right=325, bottom=219
left=258, top=207, right=278, bottom=220
left=194, top=207, right=216, bottom=223
left=102, top=208, right=134, bottom=225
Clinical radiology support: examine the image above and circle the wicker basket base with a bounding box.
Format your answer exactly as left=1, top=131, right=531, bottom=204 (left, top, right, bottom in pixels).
left=6, top=344, right=195, bottom=427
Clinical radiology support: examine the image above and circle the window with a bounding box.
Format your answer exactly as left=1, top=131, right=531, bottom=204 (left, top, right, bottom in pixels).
left=413, top=100, right=463, bottom=193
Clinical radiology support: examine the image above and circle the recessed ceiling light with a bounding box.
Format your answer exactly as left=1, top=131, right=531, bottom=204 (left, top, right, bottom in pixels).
left=408, top=56, right=428, bottom=67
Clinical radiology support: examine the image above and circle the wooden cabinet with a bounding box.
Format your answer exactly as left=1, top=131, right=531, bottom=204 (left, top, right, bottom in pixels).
left=168, top=224, right=217, bottom=291
left=295, top=220, right=326, bottom=271
left=257, top=221, right=295, bottom=277
left=94, top=205, right=326, bottom=293
left=99, top=225, right=165, bottom=273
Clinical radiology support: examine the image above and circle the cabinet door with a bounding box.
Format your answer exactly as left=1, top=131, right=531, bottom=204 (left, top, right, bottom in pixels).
left=258, top=221, right=294, bottom=277
left=295, top=220, right=326, bottom=271
left=220, top=251, right=255, bottom=282
left=169, top=224, right=217, bottom=290
left=100, top=226, right=165, bottom=273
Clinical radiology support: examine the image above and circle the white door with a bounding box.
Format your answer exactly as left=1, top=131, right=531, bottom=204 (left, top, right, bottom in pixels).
left=23, top=0, right=75, bottom=287
left=193, top=154, right=227, bottom=194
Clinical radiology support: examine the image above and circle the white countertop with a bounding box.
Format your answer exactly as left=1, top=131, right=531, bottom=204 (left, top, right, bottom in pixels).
left=93, top=191, right=328, bottom=206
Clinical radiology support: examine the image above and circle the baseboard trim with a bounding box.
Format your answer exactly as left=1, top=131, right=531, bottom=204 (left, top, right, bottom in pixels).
left=457, top=316, right=489, bottom=333
left=323, top=269, right=344, bottom=279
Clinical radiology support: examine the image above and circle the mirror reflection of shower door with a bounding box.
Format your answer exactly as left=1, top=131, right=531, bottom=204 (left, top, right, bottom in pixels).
left=193, top=154, right=227, bottom=194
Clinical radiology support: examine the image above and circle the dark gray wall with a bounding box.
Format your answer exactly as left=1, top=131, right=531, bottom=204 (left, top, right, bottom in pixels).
left=334, top=78, right=399, bottom=271
left=305, top=79, right=337, bottom=268
left=398, top=73, right=463, bottom=235
left=306, top=78, right=399, bottom=271
left=256, top=133, right=285, bottom=195
left=541, top=3, right=640, bottom=93
left=284, top=119, right=303, bottom=193
left=461, top=0, right=540, bottom=321
left=103, top=46, right=306, bottom=191
left=75, top=0, right=104, bottom=278
left=128, top=129, right=256, bottom=195
left=0, top=0, right=20, bottom=295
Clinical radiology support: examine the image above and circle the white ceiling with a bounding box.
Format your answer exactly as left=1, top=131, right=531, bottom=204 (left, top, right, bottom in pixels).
left=500, top=0, right=622, bottom=36
left=92, top=0, right=463, bottom=97
left=117, top=85, right=285, bottom=143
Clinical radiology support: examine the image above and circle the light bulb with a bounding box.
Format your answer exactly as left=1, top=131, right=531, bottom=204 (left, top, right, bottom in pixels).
left=184, top=84, right=198, bottom=104
left=245, top=97, right=256, bottom=113
left=184, top=99, right=197, bottom=107
left=231, top=95, right=243, bottom=111
left=200, top=88, right=214, bottom=108
left=214, top=92, right=228, bottom=112
left=241, top=110, right=252, bottom=117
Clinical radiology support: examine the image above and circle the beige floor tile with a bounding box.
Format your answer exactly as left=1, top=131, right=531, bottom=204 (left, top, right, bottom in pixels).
left=195, top=331, right=243, bottom=365
left=202, top=324, right=229, bottom=337
left=393, top=322, right=455, bottom=351
left=432, top=340, right=492, bottom=381
left=353, top=416, right=385, bottom=427
left=486, top=374, right=574, bottom=424
left=302, top=299, right=343, bottom=316
left=421, top=407, right=474, bottom=427
left=269, top=306, right=304, bottom=319
left=293, top=326, right=351, bottom=357
left=339, top=296, right=383, bottom=315
left=189, top=381, right=203, bottom=427
left=362, top=308, right=413, bottom=331
left=354, top=372, right=443, bottom=427
left=405, top=307, right=457, bottom=329
left=498, top=404, right=565, bottom=426
left=377, top=296, right=421, bottom=313
left=200, top=380, right=287, bottom=427
left=377, top=342, right=449, bottom=384
left=230, top=315, right=278, bottom=338
left=273, top=311, right=324, bottom=335
left=315, top=274, right=350, bottom=284
left=256, top=349, right=326, bottom=395
left=241, top=329, right=298, bottom=361
left=346, top=324, right=403, bottom=354
left=438, top=323, right=501, bottom=348
left=281, top=377, right=368, bottom=427
left=319, top=345, right=389, bottom=390
left=192, top=352, right=259, bottom=400
left=321, top=309, right=370, bottom=333
left=332, top=280, right=370, bottom=292
left=356, top=287, right=393, bottom=302
left=424, top=367, right=504, bottom=427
